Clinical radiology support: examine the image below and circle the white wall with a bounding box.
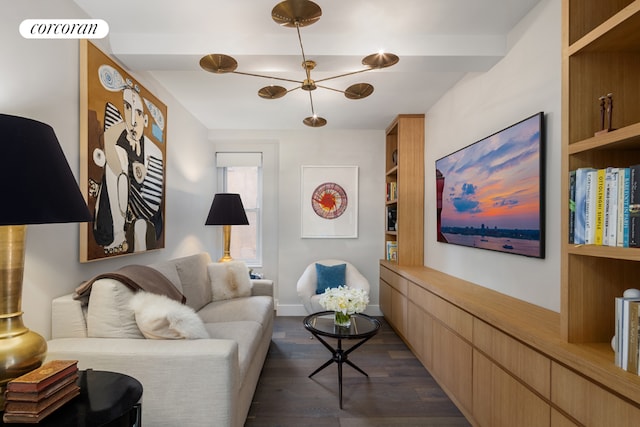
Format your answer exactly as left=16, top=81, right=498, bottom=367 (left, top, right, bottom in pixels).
left=425, top=0, right=561, bottom=311
left=210, top=129, right=385, bottom=316
left=1, top=0, right=214, bottom=339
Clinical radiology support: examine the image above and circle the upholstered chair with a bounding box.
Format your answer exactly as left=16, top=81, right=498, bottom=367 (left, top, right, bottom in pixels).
left=296, top=259, right=370, bottom=314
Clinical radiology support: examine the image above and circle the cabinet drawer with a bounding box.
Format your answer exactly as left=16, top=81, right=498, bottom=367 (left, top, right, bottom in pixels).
left=552, top=362, right=640, bottom=426
left=379, top=267, right=408, bottom=295
left=407, top=281, right=431, bottom=307
left=427, top=293, right=473, bottom=342
left=474, top=319, right=550, bottom=398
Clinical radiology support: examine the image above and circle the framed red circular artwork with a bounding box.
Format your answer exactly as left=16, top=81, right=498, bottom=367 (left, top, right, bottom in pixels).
left=311, top=182, right=348, bottom=219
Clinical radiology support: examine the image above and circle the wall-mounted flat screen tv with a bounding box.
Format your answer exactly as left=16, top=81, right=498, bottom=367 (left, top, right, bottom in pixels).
left=435, top=112, right=545, bottom=258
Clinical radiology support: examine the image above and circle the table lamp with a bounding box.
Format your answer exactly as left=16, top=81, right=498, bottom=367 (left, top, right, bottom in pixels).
left=205, top=193, right=249, bottom=262
left=0, top=114, right=92, bottom=402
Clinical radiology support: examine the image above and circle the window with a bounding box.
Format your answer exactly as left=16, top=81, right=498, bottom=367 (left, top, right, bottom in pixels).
left=216, top=152, right=262, bottom=266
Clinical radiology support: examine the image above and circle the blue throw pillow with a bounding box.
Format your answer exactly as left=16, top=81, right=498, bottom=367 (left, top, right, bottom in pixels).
left=315, top=263, right=346, bottom=294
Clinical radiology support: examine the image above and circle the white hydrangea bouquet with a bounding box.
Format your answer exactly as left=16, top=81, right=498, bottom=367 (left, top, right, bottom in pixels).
left=318, top=285, right=369, bottom=327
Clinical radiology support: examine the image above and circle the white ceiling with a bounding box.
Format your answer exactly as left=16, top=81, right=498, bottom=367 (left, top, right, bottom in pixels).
left=72, top=0, right=541, bottom=131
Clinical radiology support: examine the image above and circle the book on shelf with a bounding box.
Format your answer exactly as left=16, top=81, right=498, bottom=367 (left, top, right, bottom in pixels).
left=386, top=241, right=397, bottom=261
left=568, top=170, right=576, bottom=244
left=6, top=360, right=78, bottom=393
left=603, top=167, right=618, bottom=246
left=570, top=166, right=640, bottom=248
left=593, top=168, right=605, bottom=246
left=617, top=167, right=630, bottom=247
left=615, top=296, right=640, bottom=373
left=630, top=165, right=640, bottom=247
left=386, top=181, right=397, bottom=202
left=584, top=169, right=598, bottom=244
left=573, top=168, right=595, bottom=244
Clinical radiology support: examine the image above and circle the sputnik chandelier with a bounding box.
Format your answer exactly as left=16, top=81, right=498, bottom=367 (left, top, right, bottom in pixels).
left=199, top=0, right=399, bottom=127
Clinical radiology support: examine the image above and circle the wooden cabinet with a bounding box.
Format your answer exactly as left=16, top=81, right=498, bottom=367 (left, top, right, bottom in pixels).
left=552, top=362, right=640, bottom=426
left=561, top=1, right=640, bottom=345
left=432, top=321, right=473, bottom=414
left=379, top=261, right=640, bottom=426
left=384, top=114, right=424, bottom=265
left=473, top=351, right=550, bottom=427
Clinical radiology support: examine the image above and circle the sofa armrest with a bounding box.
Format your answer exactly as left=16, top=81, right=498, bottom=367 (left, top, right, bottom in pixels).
left=51, top=294, right=88, bottom=339
left=46, top=338, right=240, bottom=426
left=251, top=279, right=273, bottom=297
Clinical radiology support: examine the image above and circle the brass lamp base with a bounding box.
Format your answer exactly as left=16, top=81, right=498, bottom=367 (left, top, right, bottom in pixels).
left=0, top=226, right=47, bottom=407
left=218, top=224, right=234, bottom=263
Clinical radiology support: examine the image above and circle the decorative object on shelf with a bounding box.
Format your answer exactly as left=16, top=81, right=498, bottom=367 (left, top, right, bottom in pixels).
left=391, top=149, right=398, bottom=166
left=199, top=0, right=399, bottom=127
left=80, top=40, right=168, bottom=262
left=436, top=112, right=545, bottom=258
left=0, top=114, right=92, bottom=407
left=301, top=166, right=359, bottom=238
left=595, top=93, right=615, bottom=135
left=205, top=193, right=250, bottom=262
left=318, top=285, right=369, bottom=328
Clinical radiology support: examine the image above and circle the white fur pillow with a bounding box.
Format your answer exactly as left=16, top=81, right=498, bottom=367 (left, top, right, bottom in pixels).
left=208, top=261, right=252, bottom=301
left=129, top=292, right=209, bottom=339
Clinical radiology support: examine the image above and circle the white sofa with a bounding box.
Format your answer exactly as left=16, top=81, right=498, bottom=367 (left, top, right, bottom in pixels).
left=46, top=253, right=274, bottom=427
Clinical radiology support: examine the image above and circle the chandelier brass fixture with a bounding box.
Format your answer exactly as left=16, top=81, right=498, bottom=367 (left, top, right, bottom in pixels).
left=199, top=0, right=399, bottom=127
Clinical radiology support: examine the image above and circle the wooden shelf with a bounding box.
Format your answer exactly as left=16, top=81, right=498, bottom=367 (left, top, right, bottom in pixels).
left=568, top=122, right=640, bottom=154
left=383, top=114, right=424, bottom=265
left=567, top=244, right=640, bottom=261
left=568, top=1, right=640, bottom=55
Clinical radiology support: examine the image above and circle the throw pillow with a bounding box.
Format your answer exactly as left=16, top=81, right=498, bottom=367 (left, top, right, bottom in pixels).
left=129, top=292, right=209, bottom=339
left=87, top=278, right=144, bottom=339
left=315, top=263, right=346, bottom=294
left=174, top=253, right=213, bottom=311
left=208, top=261, right=252, bottom=301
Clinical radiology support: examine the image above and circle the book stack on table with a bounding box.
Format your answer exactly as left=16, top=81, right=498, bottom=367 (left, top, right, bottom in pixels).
left=3, top=360, right=80, bottom=424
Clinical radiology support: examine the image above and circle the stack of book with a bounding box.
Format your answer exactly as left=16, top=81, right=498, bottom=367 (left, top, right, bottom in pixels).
left=386, top=240, right=397, bottom=261
left=569, top=165, right=640, bottom=247
left=3, top=360, right=80, bottom=424
left=614, top=296, right=640, bottom=374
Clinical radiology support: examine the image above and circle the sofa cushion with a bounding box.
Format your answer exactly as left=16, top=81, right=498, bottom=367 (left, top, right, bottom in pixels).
left=173, top=253, right=213, bottom=311
left=208, top=261, right=252, bottom=301
left=147, top=261, right=183, bottom=294
left=87, top=279, right=144, bottom=339
left=315, top=263, right=346, bottom=294
left=204, top=320, right=262, bottom=382
left=129, top=292, right=209, bottom=339
left=197, top=296, right=273, bottom=326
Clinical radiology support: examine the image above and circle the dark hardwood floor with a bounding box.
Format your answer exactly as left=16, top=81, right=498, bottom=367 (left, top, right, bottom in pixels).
left=245, top=315, right=471, bottom=427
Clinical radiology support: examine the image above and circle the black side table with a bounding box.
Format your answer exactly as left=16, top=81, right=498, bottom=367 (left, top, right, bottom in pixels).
left=303, top=311, right=381, bottom=408
left=2, top=370, right=143, bottom=427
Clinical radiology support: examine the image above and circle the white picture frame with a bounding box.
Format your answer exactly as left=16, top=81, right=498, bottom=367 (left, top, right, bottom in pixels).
left=301, top=165, right=359, bottom=238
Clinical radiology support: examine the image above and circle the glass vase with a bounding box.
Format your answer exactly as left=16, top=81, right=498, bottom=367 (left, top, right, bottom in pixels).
left=334, top=311, right=351, bottom=328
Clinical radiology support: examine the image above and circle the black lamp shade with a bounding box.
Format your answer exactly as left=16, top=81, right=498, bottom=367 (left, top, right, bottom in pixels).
left=0, top=114, right=92, bottom=225
left=205, top=193, right=249, bottom=226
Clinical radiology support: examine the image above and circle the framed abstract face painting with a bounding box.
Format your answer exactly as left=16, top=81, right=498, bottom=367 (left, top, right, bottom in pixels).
left=79, top=41, right=167, bottom=262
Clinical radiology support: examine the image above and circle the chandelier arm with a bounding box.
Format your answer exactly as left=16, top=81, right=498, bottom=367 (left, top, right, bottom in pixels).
left=315, top=84, right=346, bottom=94
left=308, top=91, right=316, bottom=116
left=295, top=23, right=313, bottom=81
left=232, top=71, right=302, bottom=84
left=314, top=68, right=373, bottom=83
